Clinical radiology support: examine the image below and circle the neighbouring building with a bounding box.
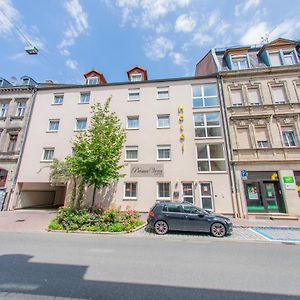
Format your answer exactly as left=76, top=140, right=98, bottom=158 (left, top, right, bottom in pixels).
left=11, top=67, right=236, bottom=215
left=196, top=38, right=300, bottom=217
left=0, top=76, right=37, bottom=210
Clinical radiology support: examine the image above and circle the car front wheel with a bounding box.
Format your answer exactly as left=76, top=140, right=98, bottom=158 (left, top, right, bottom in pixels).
left=210, top=222, right=226, bottom=238
left=154, top=220, right=169, bottom=235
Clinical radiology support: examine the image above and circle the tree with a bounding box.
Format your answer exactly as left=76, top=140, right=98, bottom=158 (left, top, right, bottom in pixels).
left=68, top=97, right=126, bottom=209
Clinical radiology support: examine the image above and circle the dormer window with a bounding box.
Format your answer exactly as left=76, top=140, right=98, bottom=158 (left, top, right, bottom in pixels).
left=0, top=80, right=3, bottom=87
left=87, top=77, right=99, bottom=85
left=283, top=51, right=297, bottom=65
left=130, top=74, right=142, bottom=82
left=22, top=78, right=30, bottom=85
left=232, top=56, right=248, bottom=70
left=269, top=52, right=282, bottom=66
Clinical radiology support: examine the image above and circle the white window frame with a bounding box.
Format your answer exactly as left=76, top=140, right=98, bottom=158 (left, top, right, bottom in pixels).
left=157, top=114, right=170, bottom=128
left=283, top=51, right=296, bottom=65
left=128, top=88, right=140, bottom=101
left=42, top=148, right=55, bottom=162
left=130, top=74, right=142, bottom=82
left=231, top=55, right=248, bottom=70
left=193, top=112, right=222, bottom=138
left=53, top=94, right=64, bottom=105
left=269, top=51, right=282, bottom=67
left=48, top=119, right=60, bottom=132
left=157, top=182, right=171, bottom=200
left=16, top=101, right=26, bottom=117
left=182, top=182, right=194, bottom=204
left=127, top=116, right=139, bottom=129
left=192, top=84, right=219, bottom=108
left=80, top=92, right=90, bottom=104
left=125, top=146, right=138, bottom=161
left=247, top=87, right=261, bottom=106
left=196, top=144, right=226, bottom=172
left=124, top=182, right=138, bottom=199
left=271, top=85, right=288, bottom=104
left=157, top=86, right=169, bottom=100
left=87, top=77, right=99, bottom=85
left=199, top=182, right=214, bottom=211
left=257, top=140, right=269, bottom=148
left=157, top=145, right=171, bottom=161
left=282, top=130, right=297, bottom=147
left=75, top=118, right=87, bottom=131
left=0, top=102, right=9, bottom=117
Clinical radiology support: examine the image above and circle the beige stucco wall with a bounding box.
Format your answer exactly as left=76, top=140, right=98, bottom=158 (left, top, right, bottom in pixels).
left=15, top=78, right=234, bottom=214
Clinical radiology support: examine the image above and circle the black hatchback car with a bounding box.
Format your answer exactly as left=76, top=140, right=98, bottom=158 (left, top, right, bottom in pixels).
left=147, top=202, right=233, bottom=237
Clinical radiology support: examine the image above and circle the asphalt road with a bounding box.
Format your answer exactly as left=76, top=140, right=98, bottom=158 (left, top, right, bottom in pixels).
left=0, top=232, right=299, bottom=300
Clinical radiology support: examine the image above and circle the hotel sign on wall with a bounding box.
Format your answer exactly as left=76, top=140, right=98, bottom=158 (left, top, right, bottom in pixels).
left=130, top=164, right=164, bottom=177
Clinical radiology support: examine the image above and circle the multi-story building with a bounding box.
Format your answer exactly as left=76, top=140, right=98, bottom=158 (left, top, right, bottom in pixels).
left=0, top=76, right=37, bottom=210
left=12, top=67, right=236, bottom=215
left=196, top=38, right=300, bottom=217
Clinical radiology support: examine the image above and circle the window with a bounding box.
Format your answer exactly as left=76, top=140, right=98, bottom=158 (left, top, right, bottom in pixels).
left=271, top=86, right=287, bottom=104
left=192, top=84, right=219, bottom=108
left=282, top=130, right=297, bottom=147
left=196, top=144, right=226, bottom=172
left=269, top=52, right=282, bottom=66
left=256, top=127, right=269, bottom=148
left=182, top=183, right=194, bottom=204
left=237, top=127, right=251, bottom=148
left=42, top=148, right=54, bottom=161
left=232, top=56, right=248, bottom=70
left=7, top=134, right=17, bottom=152
left=22, top=78, right=30, bottom=85
left=163, top=204, right=182, bottom=212
left=80, top=92, right=90, bottom=103
left=16, top=102, right=26, bottom=117
left=157, top=114, right=170, bottom=128
left=182, top=205, right=200, bottom=214
left=48, top=120, right=60, bottom=132
left=0, top=102, right=8, bottom=117
left=158, top=182, right=170, bottom=199
left=283, top=51, right=296, bottom=65
left=125, top=146, right=138, bottom=161
left=194, top=112, right=222, bottom=138
left=200, top=182, right=214, bottom=210
left=130, top=74, right=142, bottom=82
left=128, top=88, right=140, bottom=101
left=53, top=94, right=64, bottom=105
left=127, top=116, right=139, bottom=129
left=75, top=118, right=87, bottom=130
left=157, top=145, right=171, bottom=160
left=248, top=88, right=261, bottom=105
left=230, top=89, right=243, bottom=106
left=157, top=86, right=169, bottom=99
left=87, top=77, right=99, bottom=85
left=124, top=182, right=137, bottom=199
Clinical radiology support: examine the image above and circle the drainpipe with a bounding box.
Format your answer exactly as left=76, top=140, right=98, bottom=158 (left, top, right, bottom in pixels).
left=217, top=74, right=242, bottom=218
left=5, top=86, right=38, bottom=210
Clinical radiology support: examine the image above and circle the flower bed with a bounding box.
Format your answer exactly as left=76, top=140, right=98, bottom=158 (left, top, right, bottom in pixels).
left=48, top=207, right=144, bottom=232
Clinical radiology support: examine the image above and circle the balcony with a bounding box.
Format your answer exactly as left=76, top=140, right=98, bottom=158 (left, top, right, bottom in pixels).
left=0, top=151, right=20, bottom=162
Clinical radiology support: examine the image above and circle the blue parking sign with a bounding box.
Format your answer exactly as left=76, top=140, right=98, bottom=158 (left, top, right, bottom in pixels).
left=241, top=170, right=247, bottom=178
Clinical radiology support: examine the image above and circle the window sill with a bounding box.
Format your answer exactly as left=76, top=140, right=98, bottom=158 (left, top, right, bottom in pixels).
left=126, top=128, right=139, bottom=130
left=40, top=160, right=53, bottom=163
left=123, top=198, right=137, bottom=201
left=51, top=103, right=63, bottom=106
left=157, top=198, right=171, bottom=202
left=78, top=102, right=90, bottom=105
left=157, top=127, right=170, bottom=129
left=124, top=159, right=138, bottom=162
left=194, top=136, right=223, bottom=139
left=197, top=171, right=227, bottom=174
left=127, top=99, right=140, bottom=102
left=157, top=98, right=169, bottom=100
left=157, top=159, right=171, bottom=161
left=10, top=116, right=24, bottom=120
left=46, top=130, right=58, bottom=133
left=74, top=129, right=87, bottom=132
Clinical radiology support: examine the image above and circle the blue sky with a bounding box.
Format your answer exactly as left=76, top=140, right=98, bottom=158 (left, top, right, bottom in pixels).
left=0, top=0, right=299, bottom=84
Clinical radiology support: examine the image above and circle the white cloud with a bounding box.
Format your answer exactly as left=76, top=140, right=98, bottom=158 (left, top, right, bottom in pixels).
left=207, top=11, right=219, bottom=28
left=175, top=14, right=196, bottom=33
left=235, top=0, right=260, bottom=16
left=169, top=52, right=188, bottom=66
left=66, top=58, right=78, bottom=70
left=144, top=36, right=174, bottom=60
left=269, top=19, right=300, bottom=41
left=240, top=21, right=268, bottom=44
left=0, top=0, right=20, bottom=34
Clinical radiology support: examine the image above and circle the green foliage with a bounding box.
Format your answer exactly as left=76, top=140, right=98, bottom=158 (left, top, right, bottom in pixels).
left=49, top=159, right=72, bottom=186
left=49, top=207, right=144, bottom=232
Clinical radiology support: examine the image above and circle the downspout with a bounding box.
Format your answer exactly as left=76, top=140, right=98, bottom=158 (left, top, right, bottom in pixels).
left=217, top=74, right=240, bottom=218
left=5, top=86, right=38, bottom=210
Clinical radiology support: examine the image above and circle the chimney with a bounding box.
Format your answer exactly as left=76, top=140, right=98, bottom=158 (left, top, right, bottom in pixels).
left=84, top=69, right=107, bottom=85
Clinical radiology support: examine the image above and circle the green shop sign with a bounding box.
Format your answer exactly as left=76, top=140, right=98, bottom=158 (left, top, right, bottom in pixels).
left=283, top=176, right=295, bottom=184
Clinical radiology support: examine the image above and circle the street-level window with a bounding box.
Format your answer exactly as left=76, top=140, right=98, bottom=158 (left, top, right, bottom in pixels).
left=48, top=120, right=60, bottom=132
left=157, top=114, right=170, bottom=128
left=128, top=88, right=140, bottom=101
left=192, top=84, right=219, bottom=108
left=16, top=102, right=26, bottom=117
left=7, top=134, right=17, bottom=152
left=80, top=92, right=90, bottom=103
left=42, top=148, right=54, bottom=161
left=230, top=89, right=243, bottom=106
left=271, top=86, right=288, bottom=104
left=196, top=144, right=226, bottom=172
left=75, top=118, right=87, bottom=130
left=232, top=56, right=248, bottom=70
left=182, top=182, right=194, bottom=204
left=194, top=112, right=222, bottom=138
left=269, top=52, right=282, bottom=66
left=157, top=182, right=170, bottom=199
left=282, top=130, right=297, bottom=147
left=124, top=182, right=137, bottom=199
left=53, top=94, right=64, bottom=105
left=0, top=102, right=9, bottom=117
left=157, top=145, right=171, bottom=160
left=87, top=77, right=99, bottom=85
left=200, top=182, right=214, bottom=210
left=125, top=146, right=138, bottom=161
left=130, top=74, right=142, bottom=82
left=157, top=87, right=169, bottom=99
left=247, top=87, right=261, bottom=105
left=283, top=51, right=297, bottom=65
left=127, top=116, right=139, bottom=129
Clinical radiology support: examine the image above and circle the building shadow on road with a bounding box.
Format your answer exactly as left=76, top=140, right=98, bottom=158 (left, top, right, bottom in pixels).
left=0, top=254, right=298, bottom=300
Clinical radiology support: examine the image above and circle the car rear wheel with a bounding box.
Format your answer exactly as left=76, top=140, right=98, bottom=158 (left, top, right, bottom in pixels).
left=154, top=220, right=169, bottom=235
left=210, top=222, right=226, bottom=238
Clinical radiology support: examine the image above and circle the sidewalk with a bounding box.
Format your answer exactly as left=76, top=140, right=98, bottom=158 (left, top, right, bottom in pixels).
left=230, top=217, right=300, bottom=228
